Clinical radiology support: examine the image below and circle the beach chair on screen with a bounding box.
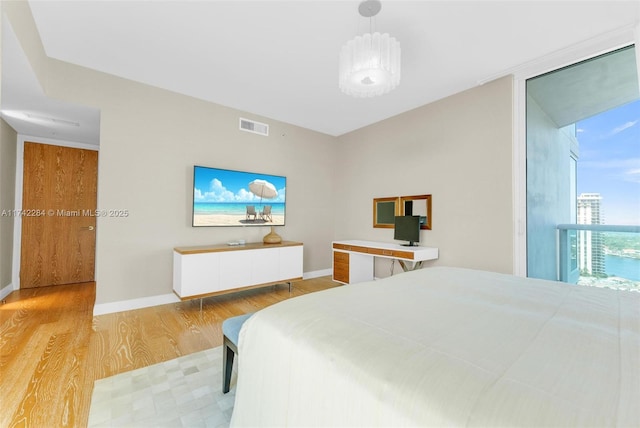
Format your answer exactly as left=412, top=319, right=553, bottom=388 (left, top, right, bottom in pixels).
left=246, top=205, right=257, bottom=221
left=260, top=205, right=273, bottom=222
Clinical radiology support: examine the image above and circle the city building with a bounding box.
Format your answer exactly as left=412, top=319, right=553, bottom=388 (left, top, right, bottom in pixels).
left=577, top=193, right=606, bottom=276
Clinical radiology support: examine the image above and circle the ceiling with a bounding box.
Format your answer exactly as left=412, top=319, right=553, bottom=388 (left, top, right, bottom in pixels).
left=2, top=1, right=639, bottom=145
left=527, top=45, right=639, bottom=128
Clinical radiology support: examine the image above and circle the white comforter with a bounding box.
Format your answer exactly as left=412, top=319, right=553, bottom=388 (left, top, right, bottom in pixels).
left=231, top=267, right=640, bottom=427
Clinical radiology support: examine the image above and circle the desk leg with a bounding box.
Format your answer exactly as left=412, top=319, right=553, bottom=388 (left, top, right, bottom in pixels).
left=398, top=260, right=424, bottom=272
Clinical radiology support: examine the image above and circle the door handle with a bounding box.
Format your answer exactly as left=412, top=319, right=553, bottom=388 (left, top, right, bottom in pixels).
left=80, top=226, right=95, bottom=231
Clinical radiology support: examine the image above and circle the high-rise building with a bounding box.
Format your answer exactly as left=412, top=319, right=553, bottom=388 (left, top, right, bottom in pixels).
left=577, top=193, right=605, bottom=276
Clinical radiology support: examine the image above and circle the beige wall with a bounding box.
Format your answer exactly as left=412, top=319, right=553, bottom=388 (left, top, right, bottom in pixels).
left=335, top=76, right=514, bottom=276
left=5, top=2, right=516, bottom=306
left=46, top=60, right=338, bottom=304
left=5, top=3, right=337, bottom=305
left=0, top=119, right=17, bottom=290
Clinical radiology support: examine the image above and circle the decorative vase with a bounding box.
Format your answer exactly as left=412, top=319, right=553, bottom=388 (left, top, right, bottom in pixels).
left=263, top=226, right=282, bottom=244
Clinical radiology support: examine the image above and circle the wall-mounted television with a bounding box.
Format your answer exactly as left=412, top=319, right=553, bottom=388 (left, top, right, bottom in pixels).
left=192, top=165, right=286, bottom=227
left=394, top=215, right=420, bottom=246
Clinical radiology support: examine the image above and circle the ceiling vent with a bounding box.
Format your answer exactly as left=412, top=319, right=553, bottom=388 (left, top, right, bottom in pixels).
left=239, top=117, right=269, bottom=136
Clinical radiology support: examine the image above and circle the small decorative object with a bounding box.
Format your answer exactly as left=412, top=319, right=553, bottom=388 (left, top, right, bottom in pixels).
left=263, top=226, right=282, bottom=244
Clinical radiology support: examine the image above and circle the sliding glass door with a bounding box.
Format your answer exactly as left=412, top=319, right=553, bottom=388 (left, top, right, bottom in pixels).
left=526, top=46, right=639, bottom=290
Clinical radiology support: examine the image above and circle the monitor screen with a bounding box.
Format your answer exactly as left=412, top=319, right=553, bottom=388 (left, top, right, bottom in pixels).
left=192, top=165, right=286, bottom=227
left=394, top=215, right=420, bottom=246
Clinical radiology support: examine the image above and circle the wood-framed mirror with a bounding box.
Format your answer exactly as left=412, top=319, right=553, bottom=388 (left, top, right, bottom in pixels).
left=373, top=197, right=399, bottom=228
left=400, top=194, right=432, bottom=230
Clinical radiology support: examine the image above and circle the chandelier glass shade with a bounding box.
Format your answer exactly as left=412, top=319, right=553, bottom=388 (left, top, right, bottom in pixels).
left=339, top=31, right=401, bottom=97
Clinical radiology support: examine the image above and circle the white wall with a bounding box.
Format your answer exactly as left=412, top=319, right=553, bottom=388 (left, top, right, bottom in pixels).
left=335, top=76, right=515, bottom=276
left=0, top=119, right=17, bottom=295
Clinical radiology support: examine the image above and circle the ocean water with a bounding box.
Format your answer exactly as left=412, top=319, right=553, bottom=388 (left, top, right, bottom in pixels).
left=194, top=202, right=285, bottom=216
left=606, top=254, right=640, bottom=281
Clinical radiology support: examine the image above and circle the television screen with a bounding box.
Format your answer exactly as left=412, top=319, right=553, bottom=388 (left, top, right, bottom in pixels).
left=192, top=165, right=286, bottom=227
left=394, top=215, right=420, bottom=246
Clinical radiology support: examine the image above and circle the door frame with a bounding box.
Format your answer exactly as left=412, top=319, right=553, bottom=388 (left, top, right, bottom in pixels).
left=508, top=26, right=636, bottom=278
left=11, top=134, right=99, bottom=291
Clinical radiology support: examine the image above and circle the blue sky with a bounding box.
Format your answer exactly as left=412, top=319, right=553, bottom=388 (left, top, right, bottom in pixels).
left=193, top=166, right=286, bottom=203
left=576, top=99, right=640, bottom=225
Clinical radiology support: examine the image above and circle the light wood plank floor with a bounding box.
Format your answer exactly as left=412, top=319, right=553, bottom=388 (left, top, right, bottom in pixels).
left=0, top=277, right=340, bottom=427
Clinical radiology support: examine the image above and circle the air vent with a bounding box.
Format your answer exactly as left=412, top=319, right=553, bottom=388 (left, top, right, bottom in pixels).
left=239, top=117, right=269, bottom=136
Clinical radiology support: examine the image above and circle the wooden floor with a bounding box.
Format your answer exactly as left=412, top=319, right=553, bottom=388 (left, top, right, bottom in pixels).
left=0, top=277, right=340, bottom=427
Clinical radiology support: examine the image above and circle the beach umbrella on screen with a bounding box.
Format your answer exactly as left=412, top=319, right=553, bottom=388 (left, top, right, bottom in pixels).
left=248, top=179, right=277, bottom=206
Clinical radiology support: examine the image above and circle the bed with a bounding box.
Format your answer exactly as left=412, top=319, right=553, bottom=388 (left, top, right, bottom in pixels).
left=230, top=267, right=639, bottom=427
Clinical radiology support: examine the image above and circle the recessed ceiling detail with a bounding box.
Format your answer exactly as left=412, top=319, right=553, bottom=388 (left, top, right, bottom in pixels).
left=2, top=1, right=639, bottom=141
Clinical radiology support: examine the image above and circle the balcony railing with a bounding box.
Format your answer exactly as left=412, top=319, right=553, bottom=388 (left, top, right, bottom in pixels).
left=557, top=224, right=640, bottom=291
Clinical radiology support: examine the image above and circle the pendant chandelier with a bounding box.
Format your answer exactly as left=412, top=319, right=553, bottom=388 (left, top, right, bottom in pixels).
left=339, top=0, right=401, bottom=98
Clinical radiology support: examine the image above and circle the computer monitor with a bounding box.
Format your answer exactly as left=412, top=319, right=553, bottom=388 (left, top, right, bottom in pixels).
left=394, top=215, right=420, bottom=246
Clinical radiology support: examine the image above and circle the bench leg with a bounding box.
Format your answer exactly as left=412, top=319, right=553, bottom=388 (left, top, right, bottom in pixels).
left=222, top=337, right=236, bottom=393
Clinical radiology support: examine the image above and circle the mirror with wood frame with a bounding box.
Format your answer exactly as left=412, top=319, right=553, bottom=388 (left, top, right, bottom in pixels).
left=373, top=197, right=399, bottom=228
left=399, top=194, right=432, bottom=230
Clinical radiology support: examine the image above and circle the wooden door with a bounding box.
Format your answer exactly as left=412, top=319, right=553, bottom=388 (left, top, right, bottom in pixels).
left=20, top=142, right=98, bottom=288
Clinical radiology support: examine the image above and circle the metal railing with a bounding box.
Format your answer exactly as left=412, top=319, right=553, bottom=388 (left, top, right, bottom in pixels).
left=557, top=224, right=640, bottom=291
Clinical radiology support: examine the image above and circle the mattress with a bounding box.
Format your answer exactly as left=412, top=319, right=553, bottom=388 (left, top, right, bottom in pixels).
left=230, top=267, right=640, bottom=427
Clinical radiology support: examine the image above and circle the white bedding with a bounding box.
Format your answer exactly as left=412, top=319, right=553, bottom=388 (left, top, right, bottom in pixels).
left=230, top=267, right=640, bottom=427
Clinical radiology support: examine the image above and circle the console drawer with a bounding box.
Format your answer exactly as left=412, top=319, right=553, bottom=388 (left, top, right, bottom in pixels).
left=333, top=251, right=349, bottom=263
left=333, top=261, right=349, bottom=283
left=366, top=247, right=414, bottom=260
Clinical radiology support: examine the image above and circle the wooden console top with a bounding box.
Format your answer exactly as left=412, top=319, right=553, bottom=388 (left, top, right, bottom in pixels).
left=174, top=241, right=302, bottom=255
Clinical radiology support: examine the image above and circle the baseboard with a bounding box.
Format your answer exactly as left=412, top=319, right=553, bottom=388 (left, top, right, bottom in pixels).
left=303, top=268, right=332, bottom=279
left=0, top=283, right=14, bottom=300
left=93, top=293, right=180, bottom=316
left=93, top=270, right=334, bottom=316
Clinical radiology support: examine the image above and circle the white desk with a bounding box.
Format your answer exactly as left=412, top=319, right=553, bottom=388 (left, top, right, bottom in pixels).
left=332, top=240, right=439, bottom=284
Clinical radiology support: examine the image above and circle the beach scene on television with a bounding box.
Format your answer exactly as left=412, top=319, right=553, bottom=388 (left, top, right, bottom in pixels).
left=193, top=166, right=286, bottom=227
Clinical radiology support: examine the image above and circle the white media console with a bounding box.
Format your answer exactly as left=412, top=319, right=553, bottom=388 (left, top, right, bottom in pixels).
left=173, top=241, right=303, bottom=300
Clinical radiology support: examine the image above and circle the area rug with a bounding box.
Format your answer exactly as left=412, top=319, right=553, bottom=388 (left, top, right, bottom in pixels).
left=88, top=346, right=236, bottom=427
